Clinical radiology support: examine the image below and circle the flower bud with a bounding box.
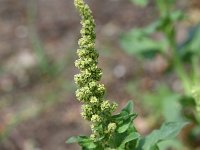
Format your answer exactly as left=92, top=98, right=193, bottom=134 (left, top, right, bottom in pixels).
left=107, top=123, right=117, bottom=133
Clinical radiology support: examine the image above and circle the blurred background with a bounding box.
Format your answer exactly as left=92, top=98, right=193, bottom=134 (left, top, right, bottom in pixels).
left=0, top=0, right=200, bottom=150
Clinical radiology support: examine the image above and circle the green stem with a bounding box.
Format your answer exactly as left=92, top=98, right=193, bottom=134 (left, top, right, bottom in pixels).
left=191, top=56, right=199, bottom=85
left=172, top=48, right=191, bottom=93
left=27, top=0, right=52, bottom=75
left=165, top=25, right=191, bottom=93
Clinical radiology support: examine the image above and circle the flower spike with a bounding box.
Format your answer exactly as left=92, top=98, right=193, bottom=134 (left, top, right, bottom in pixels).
left=74, top=0, right=118, bottom=141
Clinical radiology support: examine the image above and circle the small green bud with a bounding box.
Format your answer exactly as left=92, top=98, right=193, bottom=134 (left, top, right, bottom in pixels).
left=90, top=96, right=98, bottom=104
left=101, top=100, right=111, bottom=111
left=90, top=124, right=95, bottom=131
left=81, top=112, right=88, bottom=120
left=90, top=133, right=98, bottom=141
left=91, top=114, right=102, bottom=123
left=77, top=48, right=98, bottom=59
left=111, top=102, right=118, bottom=112
left=81, top=105, right=93, bottom=120
left=95, top=84, right=106, bottom=98
left=107, top=123, right=117, bottom=133
left=76, top=86, right=92, bottom=102
left=75, top=58, right=97, bottom=70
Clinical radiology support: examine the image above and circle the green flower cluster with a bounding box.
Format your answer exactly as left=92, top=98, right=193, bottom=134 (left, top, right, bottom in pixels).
left=74, top=0, right=118, bottom=141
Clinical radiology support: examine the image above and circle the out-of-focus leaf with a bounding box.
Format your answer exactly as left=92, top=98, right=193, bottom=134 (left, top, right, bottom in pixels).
left=150, top=144, right=159, bottom=150
left=186, top=24, right=200, bottom=54
left=162, top=94, right=184, bottom=122
left=141, top=122, right=188, bottom=150
left=156, top=0, right=176, bottom=16
left=144, top=21, right=163, bottom=33
left=190, top=126, right=200, bottom=144
left=120, top=28, right=165, bottom=59
left=130, top=0, right=149, bottom=7
left=180, top=95, right=196, bottom=107
left=66, top=136, right=78, bottom=144
left=158, top=139, right=184, bottom=150
left=142, top=85, right=183, bottom=122
left=178, top=24, right=200, bottom=62
left=170, top=10, right=185, bottom=21
left=180, top=95, right=197, bottom=123
left=142, top=85, right=172, bottom=110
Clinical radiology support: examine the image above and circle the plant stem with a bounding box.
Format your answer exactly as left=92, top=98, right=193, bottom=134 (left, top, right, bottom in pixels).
left=191, top=56, right=199, bottom=85
left=165, top=24, right=191, bottom=94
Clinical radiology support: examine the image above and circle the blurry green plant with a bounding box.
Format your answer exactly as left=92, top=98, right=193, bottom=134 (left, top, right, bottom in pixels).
left=121, top=0, right=200, bottom=148
left=121, top=0, right=200, bottom=124
left=27, top=0, right=65, bottom=77
left=67, top=0, right=187, bottom=149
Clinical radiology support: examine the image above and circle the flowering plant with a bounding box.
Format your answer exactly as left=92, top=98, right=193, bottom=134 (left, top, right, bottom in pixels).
left=67, top=0, right=187, bottom=149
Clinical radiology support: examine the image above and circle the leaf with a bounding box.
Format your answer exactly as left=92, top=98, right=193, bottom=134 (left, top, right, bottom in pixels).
left=122, top=100, right=134, bottom=113
left=156, top=0, right=175, bottom=16
left=150, top=144, right=159, bottom=150
left=188, top=25, right=200, bottom=54
left=180, top=95, right=196, bottom=107
left=118, top=132, right=140, bottom=149
left=66, top=136, right=96, bottom=149
left=109, top=132, right=127, bottom=148
left=117, top=117, right=133, bottom=133
left=144, top=21, right=162, bottom=33
left=179, top=95, right=197, bottom=123
left=142, top=122, right=188, bottom=150
left=112, top=100, right=137, bottom=121
left=120, top=28, right=165, bottom=59
left=158, top=139, right=184, bottom=150
left=130, top=0, right=149, bottom=7
left=113, top=101, right=137, bottom=133
left=142, top=85, right=183, bottom=122
left=162, top=94, right=184, bottom=122
left=170, top=11, right=185, bottom=21
left=178, top=24, right=200, bottom=62
left=66, top=136, right=79, bottom=143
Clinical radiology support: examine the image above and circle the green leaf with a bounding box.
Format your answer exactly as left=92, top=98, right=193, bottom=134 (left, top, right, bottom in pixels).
left=156, top=0, right=175, bottom=16
left=150, top=144, right=159, bottom=150
left=66, top=136, right=79, bottom=143
left=170, top=11, right=185, bottom=21
left=113, top=101, right=137, bottom=133
left=109, top=132, right=127, bottom=148
left=118, top=132, right=140, bottom=149
left=179, top=95, right=197, bottom=123
left=180, top=95, right=196, bottom=107
left=112, top=100, right=137, bottom=121
left=117, top=117, right=133, bottom=133
left=158, top=139, right=184, bottom=150
left=66, top=136, right=96, bottom=149
left=178, top=24, right=200, bottom=62
left=142, top=85, right=183, bottom=122
left=142, top=122, right=188, bottom=150
left=130, top=0, right=149, bottom=7
left=162, top=94, right=184, bottom=122
left=122, top=100, right=134, bottom=113
left=120, top=28, right=165, bottom=59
